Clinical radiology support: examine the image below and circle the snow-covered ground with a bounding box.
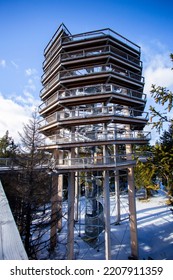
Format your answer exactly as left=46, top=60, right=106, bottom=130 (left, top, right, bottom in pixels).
left=38, top=189, right=173, bottom=260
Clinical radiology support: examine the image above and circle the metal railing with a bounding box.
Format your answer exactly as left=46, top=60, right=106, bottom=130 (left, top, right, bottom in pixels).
left=57, top=152, right=151, bottom=169
left=39, top=83, right=146, bottom=112
left=61, top=45, right=141, bottom=66
left=39, top=105, right=148, bottom=128
left=41, top=130, right=151, bottom=147
left=0, top=158, right=50, bottom=171
left=43, top=27, right=140, bottom=69
left=59, top=64, right=143, bottom=81
left=42, top=43, right=141, bottom=82
left=0, top=150, right=151, bottom=173
left=62, top=28, right=140, bottom=51
left=40, top=63, right=144, bottom=97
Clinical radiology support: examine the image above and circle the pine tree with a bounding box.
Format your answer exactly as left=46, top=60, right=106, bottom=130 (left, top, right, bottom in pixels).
left=154, top=124, right=173, bottom=197
left=134, top=156, right=158, bottom=199
left=149, top=53, right=173, bottom=132
left=0, top=130, right=17, bottom=158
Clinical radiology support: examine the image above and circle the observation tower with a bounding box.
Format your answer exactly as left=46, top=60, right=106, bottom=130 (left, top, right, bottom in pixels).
left=39, top=23, right=150, bottom=259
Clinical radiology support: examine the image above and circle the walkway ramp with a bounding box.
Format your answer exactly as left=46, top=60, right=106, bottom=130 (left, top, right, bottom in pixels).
left=0, top=180, right=28, bottom=260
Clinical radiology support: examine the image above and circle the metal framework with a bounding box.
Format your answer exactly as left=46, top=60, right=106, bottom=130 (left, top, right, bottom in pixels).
left=39, top=23, right=150, bottom=260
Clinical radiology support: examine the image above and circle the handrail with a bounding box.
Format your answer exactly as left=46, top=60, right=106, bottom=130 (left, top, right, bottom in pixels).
left=43, top=26, right=140, bottom=71
left=62, top=28, right=140, bottom=52
left=42, top=44, right=142, bottom=82
left=39, top=105, right=148, bottom=128
left=39, top=83, right=146, bottom=111
left=59, top=64, right=144, bottom=82
left=40, top=63, right=144, bottom=97
left=57, top=152, right=151, bottom=168
left=41, top=131, right=151, bottom=146
left=0, top=151, right=152, bottom=171
left=61, top=45, right=141, bottom=66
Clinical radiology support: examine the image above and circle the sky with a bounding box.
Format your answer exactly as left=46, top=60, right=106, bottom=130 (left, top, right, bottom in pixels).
left=0, top=0, right=173, bottom=144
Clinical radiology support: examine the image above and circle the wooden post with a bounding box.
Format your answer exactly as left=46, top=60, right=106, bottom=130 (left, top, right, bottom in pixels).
left=74, top=172, right=79, bottom=222
left=50, top=173, right=58, bottom=251
left=103, top=169, right=111, bottom=260
left=103, top=124, right=111, bottom=259
left=67, top=172, right=75, bottom=259
left=74, top=148, right=79, bottom=222
left=114, top=144, right=120, bottom=223
left=50, top=150, right=63, bottom=249
left=67, top=146, right=75, bottom=259
left=128, top=166, right=138, bottom=259
left=57, top=174, right=63, bottom=232
left=115, top=170, right=120, bottom=223
left=126, top=140, right=138, bottom=259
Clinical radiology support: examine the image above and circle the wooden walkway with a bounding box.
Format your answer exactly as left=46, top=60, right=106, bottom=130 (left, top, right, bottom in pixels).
left=0, top=180, right=28, bottom=260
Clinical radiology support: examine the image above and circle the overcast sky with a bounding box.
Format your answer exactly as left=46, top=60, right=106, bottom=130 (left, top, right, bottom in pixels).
left=0, top=0, right=173, bottom=144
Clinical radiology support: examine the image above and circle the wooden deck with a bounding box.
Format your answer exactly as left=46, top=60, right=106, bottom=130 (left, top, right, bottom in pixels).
left=0, top=180, right=28, bottom=260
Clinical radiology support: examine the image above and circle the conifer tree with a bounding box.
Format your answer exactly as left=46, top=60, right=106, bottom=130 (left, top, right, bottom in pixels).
left=0, top=130, right=17, bottom=158
left=149, top=53, right=173, bottom=132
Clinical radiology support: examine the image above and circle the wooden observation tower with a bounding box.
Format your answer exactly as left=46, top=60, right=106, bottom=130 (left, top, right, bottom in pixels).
left=39, top=23, right=150, bottom=259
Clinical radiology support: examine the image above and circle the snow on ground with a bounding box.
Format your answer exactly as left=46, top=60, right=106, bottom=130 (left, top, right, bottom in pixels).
left=137, top=190, right=173, bottom=260
left=38, top=189, right=173, bottom=260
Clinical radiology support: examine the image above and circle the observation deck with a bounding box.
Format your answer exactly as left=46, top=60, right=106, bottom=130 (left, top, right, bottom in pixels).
left=39, top=23, right=150, bottom=171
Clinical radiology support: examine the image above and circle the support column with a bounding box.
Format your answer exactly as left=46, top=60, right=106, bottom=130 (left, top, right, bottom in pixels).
left=115, top=170, right=120, bottom=223
left=67, top=172, right=75, bottom=259
left=128, top=166, right=138, bottom=259
left=50, top=149, right=62, bottom=251
left=114, top=144, right=120, bottom=223
left=57, top=174, right=63, bottom=232
left=74, top=148, right=79, bottom=222
left=103, top=123, right=111, bottom=259
left=67, top=146, right=75, bottom=260
left=126, top=141, right=138, bottom=259
left=74, top=172, right=79, bottom=222
left=103, top=169, right=111, bottom=260
left=50, top=173, right=58, bottom=251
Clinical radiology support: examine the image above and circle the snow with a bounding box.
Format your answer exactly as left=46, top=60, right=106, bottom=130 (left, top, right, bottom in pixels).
left=37, top=188, right=173, bottom=260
